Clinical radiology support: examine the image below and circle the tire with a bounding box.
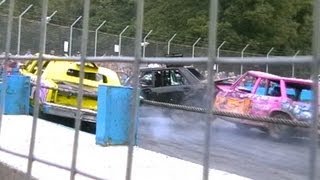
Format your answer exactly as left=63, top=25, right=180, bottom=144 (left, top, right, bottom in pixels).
left=268, top=113, right=293, bottom=140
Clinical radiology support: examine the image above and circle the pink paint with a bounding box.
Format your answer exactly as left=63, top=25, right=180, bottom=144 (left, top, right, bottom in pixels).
left=214, top=71, right=315, bottom=127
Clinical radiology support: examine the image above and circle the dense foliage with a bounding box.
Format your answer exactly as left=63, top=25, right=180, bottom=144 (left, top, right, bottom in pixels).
left=2, top=0, right=314, bottom=55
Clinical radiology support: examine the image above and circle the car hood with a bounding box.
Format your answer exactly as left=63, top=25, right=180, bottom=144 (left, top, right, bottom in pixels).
left=200, top=78, right=233, bottom=91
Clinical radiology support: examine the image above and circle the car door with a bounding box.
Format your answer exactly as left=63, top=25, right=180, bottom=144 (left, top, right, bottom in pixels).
left=150, top=68, right=190, bottom=104
left=251, top=78, right=282, bottom=116
left=139, top=70, right=157, bottom=100
left=215, top=73, right=257, bottom=114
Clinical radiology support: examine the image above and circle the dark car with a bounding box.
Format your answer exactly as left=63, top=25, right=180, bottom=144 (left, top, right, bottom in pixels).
left=125, top=66, right=207, bottom=106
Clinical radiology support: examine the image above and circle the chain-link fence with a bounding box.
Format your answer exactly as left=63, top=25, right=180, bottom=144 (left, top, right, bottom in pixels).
left=0, top=14, right=312, bottom=79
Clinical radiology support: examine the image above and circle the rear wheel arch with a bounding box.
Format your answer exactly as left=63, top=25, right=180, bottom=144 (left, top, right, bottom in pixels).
left=269, top=111, right=292, bottom=119
left=268, top=111, right=295, bottom=140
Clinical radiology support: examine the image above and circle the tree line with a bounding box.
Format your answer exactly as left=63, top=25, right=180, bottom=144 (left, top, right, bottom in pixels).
left=1, top=0, right=314, bottom=56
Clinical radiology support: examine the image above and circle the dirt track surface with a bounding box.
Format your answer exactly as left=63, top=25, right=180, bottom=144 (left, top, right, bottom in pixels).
left=138, top=106, right=320, bottom=180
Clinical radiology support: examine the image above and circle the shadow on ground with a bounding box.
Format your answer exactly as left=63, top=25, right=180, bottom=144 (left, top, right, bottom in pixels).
left=38, top=113, right=96, bottom=134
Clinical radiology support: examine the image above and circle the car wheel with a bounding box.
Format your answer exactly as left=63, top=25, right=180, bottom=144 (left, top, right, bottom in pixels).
left=268, top=113, right=293, bottom=140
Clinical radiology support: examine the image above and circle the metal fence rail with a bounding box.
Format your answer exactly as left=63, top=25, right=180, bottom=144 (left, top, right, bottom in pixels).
left=0, top=54, right=315, bottom=64
left=0, top=1, right=319, bottom=180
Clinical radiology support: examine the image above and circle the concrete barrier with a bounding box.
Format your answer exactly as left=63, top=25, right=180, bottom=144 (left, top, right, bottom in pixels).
left=0, top=74, right=30, bottom=115
left=96, top=85, right=137, bottom=146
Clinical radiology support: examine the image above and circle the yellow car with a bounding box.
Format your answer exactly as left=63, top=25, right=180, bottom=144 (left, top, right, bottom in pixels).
left=20, top=55, right=121, bottom=121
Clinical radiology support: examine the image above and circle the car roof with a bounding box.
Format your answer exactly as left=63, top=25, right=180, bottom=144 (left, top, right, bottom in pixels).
left=247, top=71, right=313, bottom=85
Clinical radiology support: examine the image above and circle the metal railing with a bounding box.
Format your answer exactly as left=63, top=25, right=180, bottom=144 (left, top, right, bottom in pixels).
left=0, top=0, right=319, bottom=180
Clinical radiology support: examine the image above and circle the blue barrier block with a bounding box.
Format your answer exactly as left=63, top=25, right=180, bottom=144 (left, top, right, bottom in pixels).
left=96, top=85, right=137, bottom=146
left=0, top=75, right=30, bottom=114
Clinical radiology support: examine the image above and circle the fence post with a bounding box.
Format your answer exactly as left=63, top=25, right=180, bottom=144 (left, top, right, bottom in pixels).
left=0, top=0, right=14, bottom=138
left=217, top=41, right=226, bottom=73
left=17, top=4, right=33, bottom=55
left=292, top=50, right=300, bottom=77
left=44, top=10, right=57, bottom=53
left=167, top=33, right=177, bottom=55
left=310, top=1, right=320, bottom=179
left=47, top=10, right=57, bottom=21
left=240, top=44, right=250, bottom=75
left=266, top=47, right=274, bottom=73
left=203, top=0, right=218, bottom=179
left=94, top=20, right=106, bottom=57
left=26, top=0, right=48, bottom=177
left=0, top=0, right=5, bottom=6
left=118, top=25, right=129, bottom=56
left=70, top=0, right=90, bottom=178
left=142, top=30, right=152, bottom=58
left=192, top=37, right=201, bottom=58
left=68, top=16, right=82, bottom=56
left=126, top=0, right=144, bottom=178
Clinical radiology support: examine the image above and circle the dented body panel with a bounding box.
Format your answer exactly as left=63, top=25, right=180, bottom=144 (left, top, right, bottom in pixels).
left=214, top=71, right=316, bottom=129
left=20, top=55, right=121, bottom=121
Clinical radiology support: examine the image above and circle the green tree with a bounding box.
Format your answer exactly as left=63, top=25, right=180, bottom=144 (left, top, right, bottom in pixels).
left=144, top=0, right=208, bottom=43
left=90, top=0, right=135, bottom=34
left=2, top=0, right=314, bottom=55
left=218, top=0, right=313, bottom=55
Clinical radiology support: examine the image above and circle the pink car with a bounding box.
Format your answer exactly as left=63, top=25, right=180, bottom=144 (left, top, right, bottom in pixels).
left=214, top=71, right=315, bottom=139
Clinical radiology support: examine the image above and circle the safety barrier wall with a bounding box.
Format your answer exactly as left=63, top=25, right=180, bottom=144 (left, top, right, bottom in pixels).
left=0, top=73, right=30, bottom=115
left=96, top=85, right=137, bottom=146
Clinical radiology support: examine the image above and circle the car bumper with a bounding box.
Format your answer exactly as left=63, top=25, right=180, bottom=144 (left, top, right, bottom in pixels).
left=41, top=102, right=97, bottom=122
